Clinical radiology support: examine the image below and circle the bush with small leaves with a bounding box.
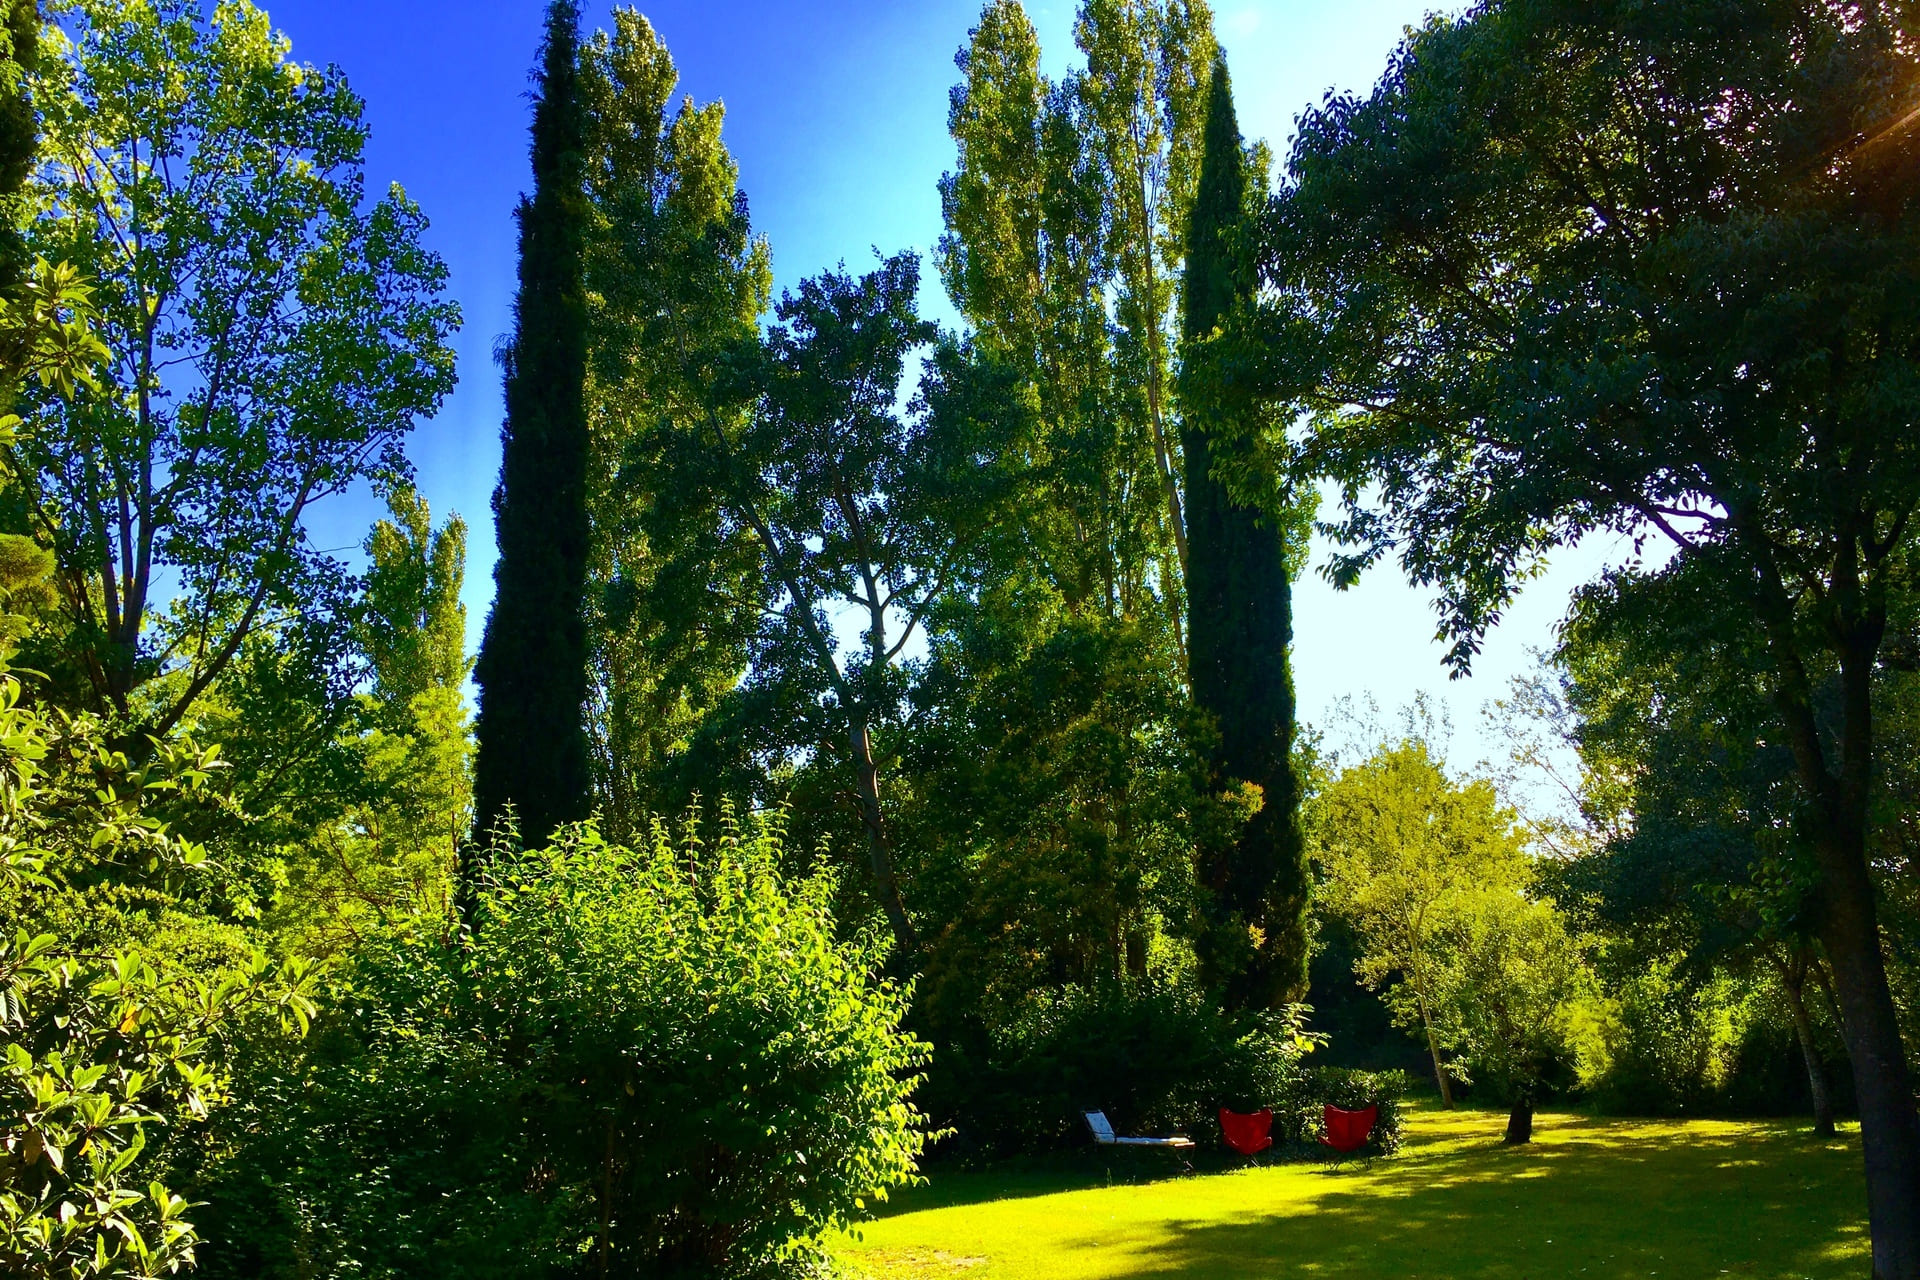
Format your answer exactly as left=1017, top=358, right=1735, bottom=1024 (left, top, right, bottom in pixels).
left=200, top=807, right=931, bottom=1279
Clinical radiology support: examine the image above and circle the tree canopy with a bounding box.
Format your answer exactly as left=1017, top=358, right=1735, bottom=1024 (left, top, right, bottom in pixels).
left=15, top=0, right=457, bottom=737
left=1238, top=0, right=1920, bottom=1265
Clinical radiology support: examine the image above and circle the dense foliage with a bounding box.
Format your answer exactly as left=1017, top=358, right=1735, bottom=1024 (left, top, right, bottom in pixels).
left=1226, top=0, right=1920, bottom=1265
left=471, top=0, right=593, bottom=855
left=1179, top=61, right=1309, bottom=1010
left=5, top=0, right=1918, bottom=1274
left=0, top=667, right=315, bottom=1276
left=14, top=0, right=458, bottom=736
left=197, top=812, right=928, bottom=1279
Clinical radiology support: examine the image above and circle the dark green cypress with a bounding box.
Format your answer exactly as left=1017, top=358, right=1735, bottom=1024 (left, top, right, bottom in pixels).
left=470, top=0, right=592, bottom=858
left=0, top=0, right=37, bottom=292
left=1180, top=60, right=1310, bottom=1009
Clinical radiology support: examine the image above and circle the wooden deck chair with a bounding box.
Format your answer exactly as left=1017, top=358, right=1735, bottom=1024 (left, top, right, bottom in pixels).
left=1083, top=1110, right=1194, bottom=1149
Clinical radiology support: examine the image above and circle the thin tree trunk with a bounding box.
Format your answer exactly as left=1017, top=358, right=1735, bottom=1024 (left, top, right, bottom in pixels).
left=850, top=716, right=918, bottom=954
left=1422, top=1017, right=1454, bottom=1109
left=1146, top=374, right=1188, bottom=575
left=1411, top=960, right=1454, bottom=1109
left=598, top=1111, right=616, bottom=1278
left=1813, top=956, right=1847, bottom=1038
left=1125, top=164, right=1188, bottom=580
left=1779, top=952, right=1837, bottom=1138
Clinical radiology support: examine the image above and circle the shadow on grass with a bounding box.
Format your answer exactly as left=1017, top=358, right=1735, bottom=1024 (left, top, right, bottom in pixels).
left=876, top=1146, right=1225, bottom=1217
left=883, top=1107, right=1467, bottom=1218
left=1095, top=1115, right=1866, bottom=1279
left=878, top=1120, right=1417, bottom=1218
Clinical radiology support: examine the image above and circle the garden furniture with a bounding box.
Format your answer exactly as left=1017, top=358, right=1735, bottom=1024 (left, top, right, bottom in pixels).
left=1218, top=1107, right=1274, bottom=1157
left=1083, top=1110, right=1194, bottom=1148
left=1320, top=1103, right=1378, bottom=1170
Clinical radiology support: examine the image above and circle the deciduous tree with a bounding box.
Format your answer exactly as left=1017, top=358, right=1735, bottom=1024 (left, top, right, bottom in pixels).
left=1312, top=739, right=1533, bottom=1107
left=577, top=9, right=769, bottom=840
left=1075, top=0, right=1215, bottom=601
left=1249, top=2, right=1920, bottom=1265
left=16, top=0, right=457, bottom=738
left=665, top=255, right=992, bottom=954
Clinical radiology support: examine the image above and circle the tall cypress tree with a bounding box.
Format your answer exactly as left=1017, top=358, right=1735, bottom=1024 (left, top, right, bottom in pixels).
left=1179, top=60, right=1309, bottom=1008
left=470, top=0, right=592, bottom=856
left=0, top=0, right=38, bottom=292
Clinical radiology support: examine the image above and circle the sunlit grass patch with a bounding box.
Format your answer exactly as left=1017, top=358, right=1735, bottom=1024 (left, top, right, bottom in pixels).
left=836, top=1105, right=1867, bottom=1279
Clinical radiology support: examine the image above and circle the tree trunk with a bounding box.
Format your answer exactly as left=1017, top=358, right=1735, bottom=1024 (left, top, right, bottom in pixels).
left=1411, top=949, right=1454, bottom=1108
left=1779, top=954, right=1837, bottom=1138
left=1817, top=846, right=1920, bottom=1280
left=1424, top=1023, right=1454, bottom=1108
left=1753, top=558, right=1920, bottom=1280
left=850, top=716, right=918, bottom=955
left=1505, top=1100, right=1534, bottom=1146
left=598, top=1111, right=616, bottom=1278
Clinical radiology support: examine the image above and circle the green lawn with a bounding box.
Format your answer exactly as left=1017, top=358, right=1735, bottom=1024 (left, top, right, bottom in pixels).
left=835, top=1105, right=1869, bottom=1279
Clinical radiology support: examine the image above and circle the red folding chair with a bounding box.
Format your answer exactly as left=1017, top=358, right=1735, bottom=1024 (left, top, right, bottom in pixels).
left=1319, top=1103, right=1378, bottom=1170
left=1218, top=1107, right=1274, bottom=1158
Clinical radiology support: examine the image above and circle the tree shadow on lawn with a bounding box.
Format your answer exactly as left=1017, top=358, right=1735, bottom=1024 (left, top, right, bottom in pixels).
left=1093, top=1113, right=1867, bottom=1279
left=876, top=1146, right=1249, bottom=1218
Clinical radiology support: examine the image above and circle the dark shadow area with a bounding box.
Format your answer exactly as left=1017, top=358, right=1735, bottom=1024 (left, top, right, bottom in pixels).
left=1094, top=1117, right=1865, bottom=1279
left=875, top=1143, right=1307, bottom=1217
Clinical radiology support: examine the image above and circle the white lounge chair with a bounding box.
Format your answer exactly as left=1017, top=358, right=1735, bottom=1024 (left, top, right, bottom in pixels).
left=1083, top=1110, right=1194, bottom=1148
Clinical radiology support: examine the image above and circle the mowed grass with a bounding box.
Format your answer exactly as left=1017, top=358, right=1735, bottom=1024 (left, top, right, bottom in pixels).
left=835, top=1105, right=1869, bottom=1279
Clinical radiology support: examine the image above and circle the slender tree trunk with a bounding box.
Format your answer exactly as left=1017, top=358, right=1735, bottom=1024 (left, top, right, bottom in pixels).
left=598, top=1112, right=616, bottom=1278
left=1779, top=954, right=1837, bottom=1138
left=849, top=715, right=918, bottom=954
left=1422, top=1018, right=1454, bottom=1109
left=1411, top=962, right=1454, bottom=1108
left=1129, top=217, right=1188, bottom=579
left=1814, top=957, right=1847, bottom=1037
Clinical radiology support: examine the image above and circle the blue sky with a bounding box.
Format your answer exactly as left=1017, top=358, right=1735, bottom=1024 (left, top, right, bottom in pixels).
left=270, top=0, right=1631, bottom=781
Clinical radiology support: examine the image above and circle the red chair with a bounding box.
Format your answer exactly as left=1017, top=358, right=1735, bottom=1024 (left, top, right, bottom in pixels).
left=1218, top=1107, right=1273, bottom=1157
left=1319, top=1104, right=1378, bottom=1169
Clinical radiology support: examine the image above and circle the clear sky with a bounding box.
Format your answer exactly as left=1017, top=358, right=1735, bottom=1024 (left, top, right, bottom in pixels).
left=266, top=0, right=1630, bottom=779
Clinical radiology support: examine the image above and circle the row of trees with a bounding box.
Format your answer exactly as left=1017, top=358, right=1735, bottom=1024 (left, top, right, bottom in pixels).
left=1, top=2, right=929, bottom=1273
left=4, top=0, right=1917, bottom=1273
left=468, top=0, right=1323, bottom=1131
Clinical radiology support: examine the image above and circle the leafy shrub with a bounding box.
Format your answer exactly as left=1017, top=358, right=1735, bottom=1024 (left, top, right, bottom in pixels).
left=1586, top=959, right=1743, bottom=1114
left=920, top=981, right=1321, bottom=1156
left=0, top=672, right=314, bottom=1280
left=1583, top=960, right=1853, bottom=1120
left=1718, top=1000, right=1853, bottom=1118
left=1272, top=1066, right=1412, bottom=1156
left=199, top=808, right=931, bottom=1279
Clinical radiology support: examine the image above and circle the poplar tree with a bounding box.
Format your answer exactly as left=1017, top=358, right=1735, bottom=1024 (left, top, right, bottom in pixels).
left=1076, top=0, right=1216, bottom=633
left=471, top=0, right=592, bottom=854
left=941, top=0, right=1152, bottom=619
left=1179, top=62, right=1308, bottom=1007
left=577, top=10, right=771, bottom=841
